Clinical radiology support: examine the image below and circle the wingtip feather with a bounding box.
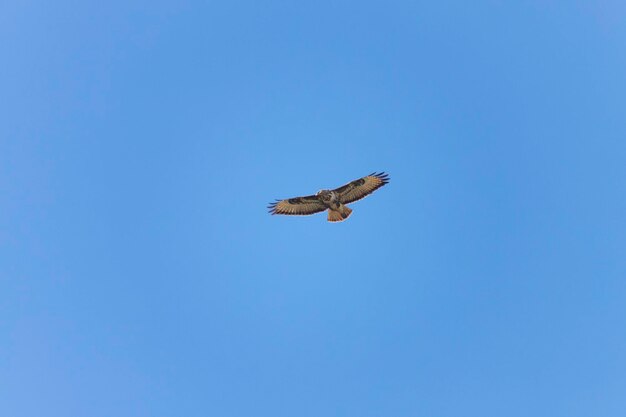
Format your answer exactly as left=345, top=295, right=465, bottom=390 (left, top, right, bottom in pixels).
left=370, top=171, right=390, bottom=184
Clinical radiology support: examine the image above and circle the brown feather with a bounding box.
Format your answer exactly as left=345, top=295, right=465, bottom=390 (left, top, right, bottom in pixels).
left=267, top=195, right=327, bottom=216
left=326, top=205, right=352, bottom=222
left=333, top=172, right=389, bottom=205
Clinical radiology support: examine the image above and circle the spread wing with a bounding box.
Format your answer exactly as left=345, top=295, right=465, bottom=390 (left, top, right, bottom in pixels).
left=268, top=195, right=327, bottom=216
left=334, top=172, right=389, bottom=204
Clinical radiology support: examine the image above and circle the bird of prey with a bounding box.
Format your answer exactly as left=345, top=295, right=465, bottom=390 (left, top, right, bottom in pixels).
left=268, top=172, right=389, bottom=222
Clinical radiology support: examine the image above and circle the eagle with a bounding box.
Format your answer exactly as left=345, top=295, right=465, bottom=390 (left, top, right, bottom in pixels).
left=268, top=172, right=389, bottom=222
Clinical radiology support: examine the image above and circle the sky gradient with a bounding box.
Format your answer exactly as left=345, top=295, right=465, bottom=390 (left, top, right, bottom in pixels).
left=2, top=1, right=626, bottom=416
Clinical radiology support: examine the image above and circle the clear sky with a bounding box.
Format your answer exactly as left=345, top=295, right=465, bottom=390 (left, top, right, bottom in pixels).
left=2, top=1, right=625, bottom=416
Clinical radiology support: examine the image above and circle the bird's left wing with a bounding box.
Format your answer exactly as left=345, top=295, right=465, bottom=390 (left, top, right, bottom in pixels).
left=268, top=195, right=327, bottom=216
left=334, top=172, right=389, bottom=204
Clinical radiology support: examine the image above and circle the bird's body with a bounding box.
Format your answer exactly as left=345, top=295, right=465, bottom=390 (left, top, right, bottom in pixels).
left=316, top=189, right=339, bottom=208
left=315, top=189, right=352, bottom=221
left=268, top=172, right=389, bottom=222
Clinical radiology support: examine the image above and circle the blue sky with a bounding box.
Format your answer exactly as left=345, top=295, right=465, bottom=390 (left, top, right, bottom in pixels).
left=2, top=1, right=625, bottom=416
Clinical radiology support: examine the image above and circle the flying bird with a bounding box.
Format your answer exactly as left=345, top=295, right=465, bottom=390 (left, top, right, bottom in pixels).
left=268, top=172, right=389, bottom=222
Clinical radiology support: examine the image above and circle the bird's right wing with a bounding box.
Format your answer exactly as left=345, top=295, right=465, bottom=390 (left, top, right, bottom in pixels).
left=334, top=172, right=389, bottom=204
left=268, top=195, right=327, bottom=216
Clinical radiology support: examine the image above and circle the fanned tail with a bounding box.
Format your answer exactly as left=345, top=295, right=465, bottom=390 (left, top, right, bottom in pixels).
left=327, top=205, right=352, bottom=222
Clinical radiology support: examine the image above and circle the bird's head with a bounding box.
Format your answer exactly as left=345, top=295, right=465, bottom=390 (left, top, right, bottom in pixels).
left=316, top=189, right=332, bottom=201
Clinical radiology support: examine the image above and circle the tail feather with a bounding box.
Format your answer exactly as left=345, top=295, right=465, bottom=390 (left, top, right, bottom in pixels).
left=327, top=205, right=353, bottom=222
